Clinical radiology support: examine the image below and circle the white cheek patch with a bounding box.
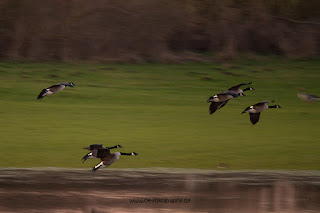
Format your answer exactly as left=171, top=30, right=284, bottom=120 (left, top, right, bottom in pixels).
left=88, top=153, right=96, bottom=159
left=250, top=106, right=253, bottom=109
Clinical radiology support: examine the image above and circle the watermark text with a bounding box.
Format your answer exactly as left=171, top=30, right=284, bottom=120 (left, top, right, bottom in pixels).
left=129, top=198, right=191, bottom=204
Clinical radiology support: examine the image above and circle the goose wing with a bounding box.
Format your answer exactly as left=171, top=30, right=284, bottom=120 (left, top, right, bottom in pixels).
left=249, top=112, right=261, bottom=125
left=228, top=82, right=252, bottom=91
left=37, top=89, right=48, bottom=100
left=219, top=91, right=238, bottom=98
left=209, top=101, right=229, bottom=114
left=89, top=144, right=103, bottom=150
left=254, top=100, right=273, bottom=106
left=218, top=100, right=229, bottom=109
left=96, top=148, right=111, bottom=159
left=209, top=102, right=223, bottom=114
left=217, top=91, right=238, bottom=101
left=47, top=82, right=70, bottom=88
left=47, top=83, right=63, bottom=88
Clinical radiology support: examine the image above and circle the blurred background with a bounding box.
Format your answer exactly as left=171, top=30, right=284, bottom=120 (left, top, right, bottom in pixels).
left=0, top=1, right=320, bottom=213
left=0, top=0, right=319, bottom=62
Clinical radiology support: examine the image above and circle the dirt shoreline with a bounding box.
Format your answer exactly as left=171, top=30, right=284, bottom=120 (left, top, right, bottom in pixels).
left=0, top=169, right=319, bottom=213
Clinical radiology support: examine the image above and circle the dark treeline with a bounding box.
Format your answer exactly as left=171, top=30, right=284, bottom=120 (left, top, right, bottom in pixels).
left=0, top=0, right=319, bottom=62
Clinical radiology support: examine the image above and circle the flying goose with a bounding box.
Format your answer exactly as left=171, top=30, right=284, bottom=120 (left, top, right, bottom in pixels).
left=297, top=88, right=320, bottom=103
left=37, top=82, right=75, bottom=100
left=227, top=82, right=254, bottom=96
left=82, top=144, right=123, bottom=163
left=241, top=100, right=281, bottom=125
left=91, top=149, right=138, bottom=172
left=207, top=91, right=238, bottom=114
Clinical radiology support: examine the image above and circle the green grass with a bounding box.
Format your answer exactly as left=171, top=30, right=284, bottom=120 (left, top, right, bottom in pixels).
left=0, top=57, right=319, bottom=170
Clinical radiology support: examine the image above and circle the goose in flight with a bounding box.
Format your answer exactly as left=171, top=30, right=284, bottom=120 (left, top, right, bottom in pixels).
left=227, top=82, right=254, bottom=96
left=297, top=88, right=320, bottom=103
left=82, top=144, right=123, bottom=163
left=241, top=100, right=281, bottom=125
left=37, top=82, right=75, bottom=100
left=90, top=148, right=138, bottom=172
left=207, top=91, right=238, bottom=114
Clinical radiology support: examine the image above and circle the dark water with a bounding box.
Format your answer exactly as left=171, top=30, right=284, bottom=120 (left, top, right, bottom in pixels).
left=0, top=169, right=319, bottom=213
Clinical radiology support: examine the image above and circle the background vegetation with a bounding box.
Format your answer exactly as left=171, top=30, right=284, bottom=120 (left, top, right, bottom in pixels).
left=0, top=57, right=319, bottom=169
left=0, top=0, right=319, bottom=62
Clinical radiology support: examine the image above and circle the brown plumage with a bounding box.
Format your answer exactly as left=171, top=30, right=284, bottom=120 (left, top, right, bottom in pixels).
left=82, top=144, right=123, bottom=163
left=297, top=88, right=320, bottom=103
left=207, top=91, right=238, bottom=114
left=91, top=150, right=139, bottom=172
left=227, top=82, right=254, bottom=96
left=241, top=101, right=281, bottom=125
left=37, top=82, right=75, bottom=100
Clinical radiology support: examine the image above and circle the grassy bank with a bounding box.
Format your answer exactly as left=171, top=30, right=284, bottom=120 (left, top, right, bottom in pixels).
left=0, top=57, right=319, bottom=169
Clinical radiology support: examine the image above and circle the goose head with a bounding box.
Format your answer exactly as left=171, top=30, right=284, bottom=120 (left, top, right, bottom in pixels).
left=207, top=95, right=218, bottom=102
left=241, top=106, right=253, bottom=114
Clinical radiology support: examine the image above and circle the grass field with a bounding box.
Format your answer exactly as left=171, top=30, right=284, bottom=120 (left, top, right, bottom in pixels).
left=0, top=57, right=319, bottom=170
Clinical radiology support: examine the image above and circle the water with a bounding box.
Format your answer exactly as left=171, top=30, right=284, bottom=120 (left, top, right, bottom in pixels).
left=0, top=169, right=319, bottom=212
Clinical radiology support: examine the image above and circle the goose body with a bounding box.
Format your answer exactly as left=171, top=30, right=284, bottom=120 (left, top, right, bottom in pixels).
left=207, top=91, right=238, bottom=103
left=227, top=82, right=254, bottom=96
left=37, top=82, right=75, bottom=100
left=82, top=144, right=123, bottom=163
left=207, top=91, right=238, bottom=114
left=296, top=87, right=320, bottom=103
left=241, top=101, right=281, bottom=125
left=92, top=150, right=138, bottom=172
left=297, top=93, right=320, bottom=103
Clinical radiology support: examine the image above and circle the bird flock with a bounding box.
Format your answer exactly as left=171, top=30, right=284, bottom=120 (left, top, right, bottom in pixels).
left=37, top=82, right=138, bottom=172
left=37, top=81, right=318, bottom=172
left=206, top=82, right=282, bottom=124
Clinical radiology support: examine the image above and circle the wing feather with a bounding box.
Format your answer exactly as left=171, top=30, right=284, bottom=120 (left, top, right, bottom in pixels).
left=209, top=102, right=223, bottom=114
left=228, top=82, right=252, bottom=91
left=249, top=112, right=260, bottom=125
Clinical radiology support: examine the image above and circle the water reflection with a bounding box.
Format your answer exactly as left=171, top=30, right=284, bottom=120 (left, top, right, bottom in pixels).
left=0, top=169, right=319, bottom=212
